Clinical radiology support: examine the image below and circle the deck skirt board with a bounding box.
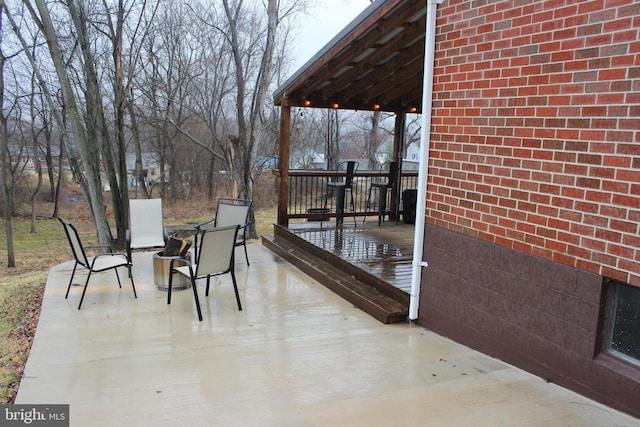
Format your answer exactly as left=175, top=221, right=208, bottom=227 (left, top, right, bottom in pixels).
left=262, top=221, right=414, bottom=323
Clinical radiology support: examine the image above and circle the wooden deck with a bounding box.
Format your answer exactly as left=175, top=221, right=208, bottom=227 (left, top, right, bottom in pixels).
left=287, top=220, right=414, bottom=293
left=262, top=217, right=415, bottom=323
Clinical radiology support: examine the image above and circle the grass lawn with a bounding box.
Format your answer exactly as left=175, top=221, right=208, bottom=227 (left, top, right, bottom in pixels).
left=0, top=217, right=72, bottom=403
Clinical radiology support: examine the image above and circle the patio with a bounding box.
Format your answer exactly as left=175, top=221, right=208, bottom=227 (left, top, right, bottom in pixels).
left=16, top=244, right=639, bottom=426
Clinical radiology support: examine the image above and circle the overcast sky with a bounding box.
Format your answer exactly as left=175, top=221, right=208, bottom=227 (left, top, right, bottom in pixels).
left=290, top=0, right=370, bottom=71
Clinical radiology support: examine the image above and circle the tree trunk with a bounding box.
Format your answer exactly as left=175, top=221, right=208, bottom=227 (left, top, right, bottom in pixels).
left=222, top=0, right=246, bottom=199
left=31, top=0, right=112, bottom=246
left=52, top=131, right=64, bottom=218
left=207, top=155, right=216, bottom=201
left=128, top=98, right=150, bottom=199
left=0, top=5, right=15, bottom=267
left=29, top=75, right=43, bottom=233
left=110, top=0, right=130, bottom=248
left=368, top=111, right=381, bottom=170
left=223, top=0, right=279, bottom=238
left=66, top=0, right=124, bottom=245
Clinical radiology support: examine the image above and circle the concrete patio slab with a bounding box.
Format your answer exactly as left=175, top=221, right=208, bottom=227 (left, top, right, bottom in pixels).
left=16, top=244, right=640, bottom=426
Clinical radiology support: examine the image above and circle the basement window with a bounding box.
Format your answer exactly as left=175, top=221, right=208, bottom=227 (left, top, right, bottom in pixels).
left=608, top=280, right=640, bottom=366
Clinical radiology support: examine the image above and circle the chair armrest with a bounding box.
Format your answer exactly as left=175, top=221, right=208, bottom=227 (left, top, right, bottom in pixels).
left=89, top=251, right=129, bottom=269
left=84, top=244, right=113, bottom=254
left=194, top=217, right=216, bottom=231
left=169, top=256, right=194, bottom=275
left=238, top=221, right=252, bottom=240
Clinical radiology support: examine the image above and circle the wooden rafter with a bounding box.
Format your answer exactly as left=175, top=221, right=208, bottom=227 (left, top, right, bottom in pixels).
left=274, top=0, right=428, bottom=114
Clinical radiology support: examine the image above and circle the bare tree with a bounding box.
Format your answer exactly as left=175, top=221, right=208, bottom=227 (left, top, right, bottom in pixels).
left=14, top=0, right=112, bottom=246
left=137, top=2, right=204, bottom=201
left=218, top=0, right=278, bottom=200
left=180, top=11, right=234, bottom=199
left=87, top=0, right=160, bottom=243
left=0, top=0, right=16, bottom=267
left=5, top=0, right=158, bottom=248
left=2, top=0, right=310, bottom=253
left=163, top=0, right=303, bottom=236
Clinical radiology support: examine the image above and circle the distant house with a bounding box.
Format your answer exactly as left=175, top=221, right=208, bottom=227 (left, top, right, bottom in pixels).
left=374, top=140, right=393, bottom=166
left=375, top=140, right=419, bottom=170
left=126, top=153, right=166, bottom=187
left=291, top=149, right=325, bottom=169
left=403, top=143, right=419, bottom=170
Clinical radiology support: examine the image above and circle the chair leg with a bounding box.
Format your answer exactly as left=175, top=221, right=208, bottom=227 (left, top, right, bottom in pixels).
left=230, top=270, right=242, bottom=311
left=363, top=190, right=369, bottom=224
left=323, top=187, right=331, bottom=209
left=190, top=276, right=203, bottom=321
left=364, top=185, right=378, bottom=224
left=335, top=185, right=345, bottom=226
left=115, top=269, right=122, bottom=288
left=65, top=262, right=78, bottom=299
left=167, top=269, right=173, bottom=305
left=348, top=189, right=357, bottom=227
left=366, top=185, right=373, bottom=209
left=242, top=243, right=250, bottom=266
left=349, top=188, right=355, bottom=211
left=378, top=185, right=389, bottom=226
left=77, top=272, right=92, bottom=310
left=205, top=275, right=211, bottom=296
left=127, top=265, right=138, bottom=298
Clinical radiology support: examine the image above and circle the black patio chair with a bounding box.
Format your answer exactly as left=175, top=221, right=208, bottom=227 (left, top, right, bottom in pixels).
left=59, top=218, right=136, bottom=310
left=167, top=225, right=242, bottom=321
left=324, top=160, right=358, bottom=225
left=366, top=161, right=400, bottom=225
left=194, top=198, right=253, bottom=266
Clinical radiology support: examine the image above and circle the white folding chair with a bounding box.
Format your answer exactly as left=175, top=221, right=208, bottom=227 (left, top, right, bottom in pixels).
left=126, top=198, right=167, bottom=265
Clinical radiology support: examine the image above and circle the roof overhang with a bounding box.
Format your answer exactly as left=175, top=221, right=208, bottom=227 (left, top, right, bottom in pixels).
left=274, top=0, right=427, bottom=113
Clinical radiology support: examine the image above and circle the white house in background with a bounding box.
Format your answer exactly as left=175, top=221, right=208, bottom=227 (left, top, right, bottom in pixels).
left=375, top=140, right=420, bottom=171
left=125, top=153, right=166, bottom=187
left=403, top=143, right=420, bottom=171
left=291, top=148, right=326, bottom=169
left=374, top=140, right=393, bottom=166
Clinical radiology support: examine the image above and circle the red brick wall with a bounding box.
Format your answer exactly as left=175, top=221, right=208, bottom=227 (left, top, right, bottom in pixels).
left=429, top=0, right=640, bottom=285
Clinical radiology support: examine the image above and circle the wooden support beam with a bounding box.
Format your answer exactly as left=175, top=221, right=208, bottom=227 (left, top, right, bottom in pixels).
left=391, top=112, right=406, bottom=222
left=278, top=106, right=291, bottom=227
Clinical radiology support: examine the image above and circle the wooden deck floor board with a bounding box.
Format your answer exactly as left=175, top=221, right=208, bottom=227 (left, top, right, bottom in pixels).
left=287, top=219, right=415, bottom=295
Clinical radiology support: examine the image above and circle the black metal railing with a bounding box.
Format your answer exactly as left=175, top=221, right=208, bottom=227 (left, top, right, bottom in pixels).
left=286, top=169, right=418, bottom=221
